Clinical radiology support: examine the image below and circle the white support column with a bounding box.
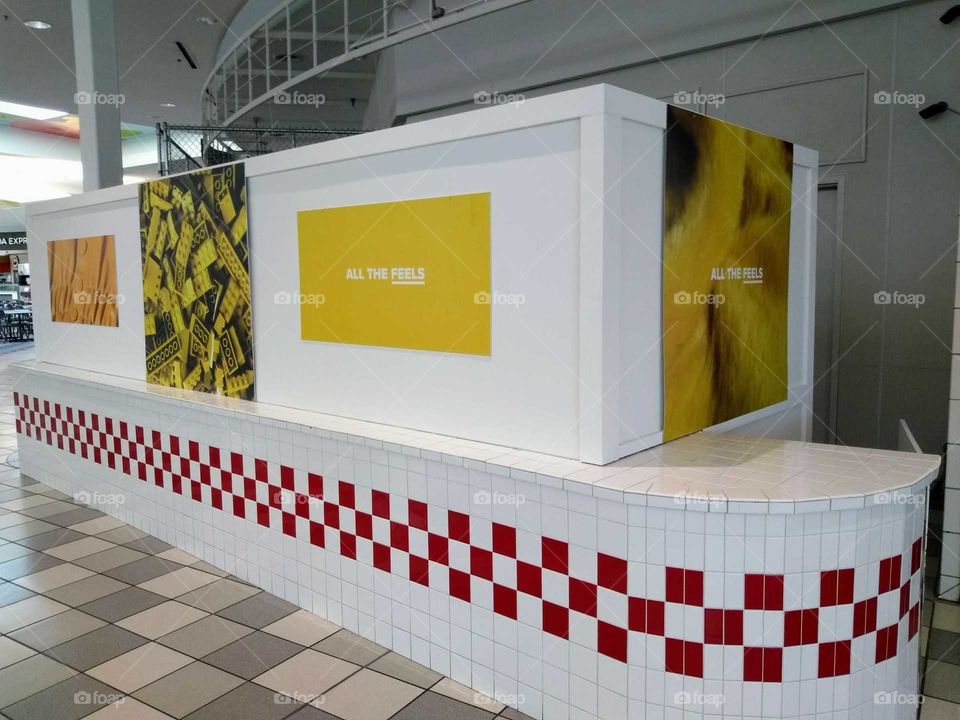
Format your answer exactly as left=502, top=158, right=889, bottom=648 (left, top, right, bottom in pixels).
left=71, top=0, right=123, bottom=191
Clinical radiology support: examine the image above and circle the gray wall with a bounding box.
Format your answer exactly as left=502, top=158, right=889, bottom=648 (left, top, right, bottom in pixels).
left=364, top=0, right=960, bottom=453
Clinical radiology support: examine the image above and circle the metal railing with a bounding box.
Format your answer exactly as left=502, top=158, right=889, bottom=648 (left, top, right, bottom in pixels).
left=155, top=123, right=363, bottom=176
left=202, top=0, right=534, bottom=126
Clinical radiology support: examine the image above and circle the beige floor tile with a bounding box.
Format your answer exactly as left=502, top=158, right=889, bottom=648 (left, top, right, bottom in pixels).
left=44, top=536, right=116, bottom=561
left=177, top=578, right=260, bottom=613
left=116, top=600, right=208, bottom=639
left=85, top=697, right=176, bottom=720
left=158, top=615, right=253, bottom=657
left=156, top=548, right=201, bottom=566
left=312, top=668, right=422, bottom=720
left=13, top=562, right=94, bottom=592
left=96, top=525, right=148, bottom=544
left=262, top=609, right=340, bottom=646
left=46, top=574, right=129, bottom=607
left=0, top=494, right=57, bottom=511
left=0, top=635, right=36, bottom=669
left=369, top=651, right=444, bottom=689
left=933, top=602, right=960, bottom=633
left=253, top=648, right=359, bottom=701
left=137, top=567, right=221, bottom=598
left=9, top=607, right=106, bottom=650
left=0, top=653, right=77, bottom=706
left=70, top=516, right=128, bottom=535
left=0, top=594, right=71, bottom=632
left=920, top=697, right=960, bottom=719
left=88, top=642, right=193, bottom=693
left=134, top=661, right=244, bottom=717
left=0, top=512, right=32, bottom=529
left=432, top=677, right=505, bottom=713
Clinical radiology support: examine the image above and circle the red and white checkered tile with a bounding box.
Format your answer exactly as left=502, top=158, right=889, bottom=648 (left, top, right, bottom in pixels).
left=13, top=380, right=928, bottom=719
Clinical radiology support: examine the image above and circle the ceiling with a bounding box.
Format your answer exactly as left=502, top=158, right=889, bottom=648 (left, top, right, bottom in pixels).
left=0, top=0, right=248, bottom=125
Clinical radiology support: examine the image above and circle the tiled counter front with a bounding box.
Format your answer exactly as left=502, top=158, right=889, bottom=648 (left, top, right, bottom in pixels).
left=14, top=368, right=933, bottom=720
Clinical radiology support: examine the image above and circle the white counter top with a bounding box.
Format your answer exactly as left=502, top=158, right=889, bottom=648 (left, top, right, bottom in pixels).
left=14, top=361, right=940, bottom=514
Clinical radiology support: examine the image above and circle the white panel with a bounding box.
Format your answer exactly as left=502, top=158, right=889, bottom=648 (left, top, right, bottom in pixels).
left=27, top=196, right=145, bottom=380
left=248, top=121, right=583, bottom=458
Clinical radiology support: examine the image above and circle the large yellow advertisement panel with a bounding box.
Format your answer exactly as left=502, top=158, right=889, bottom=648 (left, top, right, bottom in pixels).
left=298, top=193, right=491, bottom=355
left=662, top=107, right=793, bottom=441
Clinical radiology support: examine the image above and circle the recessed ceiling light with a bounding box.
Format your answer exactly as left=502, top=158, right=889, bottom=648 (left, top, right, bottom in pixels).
left=0, top=99, right=67, bottom=120
left=159, top=102, right=176, bottom=108
left=23, top=20, right=52, bottom=30
left=196, top=16, right=218, bottom=25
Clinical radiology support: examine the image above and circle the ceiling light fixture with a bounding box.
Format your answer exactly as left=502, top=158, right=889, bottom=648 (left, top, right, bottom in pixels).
left=196, top=16, right=218, bottom=25
left=0, top=99, right=67, bottom=120
left=23, top=20, right=52, bottom=29
left=159, top=102, right=176, bottom=108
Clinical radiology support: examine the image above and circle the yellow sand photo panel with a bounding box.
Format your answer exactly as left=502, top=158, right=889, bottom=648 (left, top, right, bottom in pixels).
left=662, top=107, right=793, bottom=441
left=298, top=193, right=491, bottom=355
left=47, top=235, right=119, bottom=327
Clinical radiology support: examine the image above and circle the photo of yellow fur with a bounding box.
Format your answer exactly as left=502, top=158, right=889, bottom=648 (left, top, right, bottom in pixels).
left=662, top=106, right=793, bottom=441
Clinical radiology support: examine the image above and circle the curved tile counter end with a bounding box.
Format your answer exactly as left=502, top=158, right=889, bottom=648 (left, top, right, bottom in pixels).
left=12, top=362, right=940, bottom=720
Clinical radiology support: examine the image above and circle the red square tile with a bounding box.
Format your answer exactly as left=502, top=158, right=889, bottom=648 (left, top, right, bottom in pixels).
left=666, top=568, right=704, bottom=606
left=449, top=511, right=470, bottom=544
left=597, top=554, right=628, bottom=594
left=340, top=533, right=356, bottom=560
left=598, top=621, right=628, bottom=662
left=899, top=583, right=910, bottom=618
left=230, top=452, right=243, bottom=475
left=911, top=538, right=922, bottom=575
left=309, top=521, right=324, bottom=547
left=745, top=574, right=784, bottom=610
left=281, top=513, right=296, bottom=537
left=428, top=533, right=448, bottom=564
left=256, top=503, right=270, bottom=527
left=818, top=640, right=851, bottom=678
left=280, top=465, right=294, bottom=490
left=492, top=523, right=516, bottom=558
left=449, top=568, right=471, bottom=602
left=820, top=569, right=853, bottom=606
left=256, top=459, right=268, bottom=483
left=390, top=521, right=409, bottom=552
left=471, top=547, right=493, bottom=581
left=569, top=579, right=598, bottom=617
left=852, top=598, right=877, bottom=638
left=338, top=482, right=355, bottom=509
left=372, top=490, right=390, bottom=519
left=408, top=500, right=428, bottom=531
left=355, top=512, right=372, bottom=540
left=323, top=502, right=340, bottom=529
left=909, top=602, right=920, bottom=639
left=743, top=646, right=782, bottom=682
left=665, top=639, right=703, bottom=678
left=543, top=601, right=569, bottom=639
left=373, top=542, right=391, bottom=572
left=493, top=584, right=517, bottom=620
left=704, top=609, right=743, bottom=645
left=879, top=556, right=902, bottom=594
left=875, top=624, right=899, bottom=663
left=542, top=537, right=568, bottom=575
left=517, top=561, right=542, bottom=597
left=784, top=608, right=818, bottom=646
left=308, top=473, right=323, bottom=499
left=409, top=555, right=429, bottom=586
left=232, top=495, right=245, bottom=519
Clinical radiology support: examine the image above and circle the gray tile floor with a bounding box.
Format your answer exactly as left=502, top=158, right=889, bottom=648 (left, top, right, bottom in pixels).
left=2, top=345, right=959, bottom=719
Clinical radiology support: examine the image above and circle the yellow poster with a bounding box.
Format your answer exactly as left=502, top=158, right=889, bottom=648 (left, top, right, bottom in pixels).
left=662, top=107, right=793, bottom=441
left=47, top=235, right=119, bottom=326
left=298, top=193, right=491, bottom=355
